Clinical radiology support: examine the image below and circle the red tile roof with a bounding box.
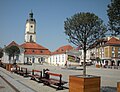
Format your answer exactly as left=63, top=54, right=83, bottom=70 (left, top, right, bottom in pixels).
left=106, top=37, right=120, bottom=45
left=6, top=41, right=20, bottom=47
left=21, top=42, right=47, bottom=49
left=21, top=42, right=51, bottom=55
left=51, top=45, right=73, bottom=55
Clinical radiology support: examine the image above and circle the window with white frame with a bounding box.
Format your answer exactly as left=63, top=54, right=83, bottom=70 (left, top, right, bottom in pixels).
left=102, top=48, right=104, bottom=52
left=118, top=48, right=120, bottom=57
left=59, top=56, right=60, bottom=62
left=41, top=57, right=44, bottom=62
left=53, top=56, right=54, bottom=62
left=118, top=48, right=120, bottom=52
left=50, top=58, right=51, bottom=62
left=118, top=53, right=120, bottom=57
left=112, top=47, right=115, bottom=51
left=112, top=53, right=115, bottom=57
left=62, top=55, right=64, bottom=62
left=112, top=47, right=115, bottom=57
left=56, top=57, right=57, bottom=62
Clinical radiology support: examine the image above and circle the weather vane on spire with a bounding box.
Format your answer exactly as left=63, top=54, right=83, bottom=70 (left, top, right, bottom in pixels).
left=31, top=9, right=33, bottom=13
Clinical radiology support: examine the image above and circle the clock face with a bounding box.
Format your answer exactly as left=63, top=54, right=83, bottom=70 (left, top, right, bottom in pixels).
left=30, top=25, right=34, bottom=32
left=26, top=22, right=35, bottom=33
left=30, top=25, right=34, bottom=29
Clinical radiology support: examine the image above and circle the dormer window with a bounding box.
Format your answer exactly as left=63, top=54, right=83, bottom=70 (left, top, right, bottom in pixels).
left=61, top=49, right=64, bottom=51
left=32, top=50, right=34, bottom=52
left=40, top=50, right=43, bottom=53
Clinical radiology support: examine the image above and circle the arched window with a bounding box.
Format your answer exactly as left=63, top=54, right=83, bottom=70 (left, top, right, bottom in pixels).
left=30, top=35, right=33, bottom=42
left=16, top=55, right=19, bottom=60
left=41, top=57, right=44, bottom=61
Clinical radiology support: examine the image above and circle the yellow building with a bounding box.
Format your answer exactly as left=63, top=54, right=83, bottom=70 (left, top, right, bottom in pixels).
left=91, top=37, right=120, bottom=66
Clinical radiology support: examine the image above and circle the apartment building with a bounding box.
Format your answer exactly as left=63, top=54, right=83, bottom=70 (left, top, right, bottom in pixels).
left=90, top=37, right=120, bottom=66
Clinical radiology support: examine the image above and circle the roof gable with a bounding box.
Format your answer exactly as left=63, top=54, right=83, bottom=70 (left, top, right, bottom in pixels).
left=52, top=45, right=73, bottom=55
left=106, top=37, right=120, bottom=45
left=6, top=41, right=19, bottom=47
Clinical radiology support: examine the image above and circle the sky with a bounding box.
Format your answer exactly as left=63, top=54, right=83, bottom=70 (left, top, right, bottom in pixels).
left=0, top=0, right=111, bottom=51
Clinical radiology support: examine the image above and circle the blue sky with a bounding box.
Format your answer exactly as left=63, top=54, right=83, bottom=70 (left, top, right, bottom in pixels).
left=0, top=0, right=111, bottom=51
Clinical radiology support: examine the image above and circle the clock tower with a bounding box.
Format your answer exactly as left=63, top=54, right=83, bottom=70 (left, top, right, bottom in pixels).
left=25, top=11, right=36, bottom=42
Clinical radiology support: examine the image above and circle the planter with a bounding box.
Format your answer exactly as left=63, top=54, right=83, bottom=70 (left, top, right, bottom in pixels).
left=69, top=75, right=100, bottom=92
left=6, top=64, right=13, bottom=71
left=117, top=82, right=120, bottom=92
left=96, top=64, right=100, bottom=68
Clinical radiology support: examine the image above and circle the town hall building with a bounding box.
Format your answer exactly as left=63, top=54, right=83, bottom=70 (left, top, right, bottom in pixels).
left=21, top=11, right=51, bottom=64
left=2, top=11, right=51, bottom=64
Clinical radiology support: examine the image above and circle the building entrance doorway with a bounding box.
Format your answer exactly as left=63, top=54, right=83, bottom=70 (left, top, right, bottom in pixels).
left=111, top=60, right=115, bottom=66
left=117, top=60, right=120, bottom=66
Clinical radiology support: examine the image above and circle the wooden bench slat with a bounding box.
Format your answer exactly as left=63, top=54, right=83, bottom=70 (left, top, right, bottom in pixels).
left=42, top=71, right=67, bottom=90
left=21, top=67, right=27, bottom=69
left=33, top=70, right=41, bottom=72
left=29, top=69, right=42, bottom=82
left=47, top=72, right=62, bottom=77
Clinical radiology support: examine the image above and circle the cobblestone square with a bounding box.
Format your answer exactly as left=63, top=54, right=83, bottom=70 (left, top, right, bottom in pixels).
left=0, top=64, right=120, bottom=92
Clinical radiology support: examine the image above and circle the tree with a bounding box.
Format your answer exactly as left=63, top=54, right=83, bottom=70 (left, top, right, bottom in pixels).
left=64, top=12, right=107, bottom=76
left=107, top=0, right=120, bottom=36
left=5, top=46, right=20, bottom=64
left=0, top=48, right=3, bottom=58
left=96, top=57, right=101, bottom=63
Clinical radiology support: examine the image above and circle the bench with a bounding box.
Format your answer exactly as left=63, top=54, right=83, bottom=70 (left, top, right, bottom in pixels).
left=13, top=66, right=20, bottom=73
left=19, top=67, right=30, bottom=77
left=43, top=69, right=49, bottom=78
left=0, top=62, right=6, bottom=69
left=41, top=72, right=67, bottom=90
left=29, top=70, right=42, bottom=82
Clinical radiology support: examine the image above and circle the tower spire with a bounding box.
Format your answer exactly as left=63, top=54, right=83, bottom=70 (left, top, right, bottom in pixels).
left=29, top=10, right=33, bottom=19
